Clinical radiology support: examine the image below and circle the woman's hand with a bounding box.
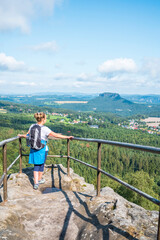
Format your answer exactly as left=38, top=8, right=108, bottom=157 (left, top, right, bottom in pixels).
left=67, top=136, right=74, bottom=140
left=18, top=134, right=27, bottom=138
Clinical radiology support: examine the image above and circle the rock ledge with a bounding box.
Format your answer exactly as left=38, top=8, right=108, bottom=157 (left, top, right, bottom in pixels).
left=0, top=164, right=158, bottom=240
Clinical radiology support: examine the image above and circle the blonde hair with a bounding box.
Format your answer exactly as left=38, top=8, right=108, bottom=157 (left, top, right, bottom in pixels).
left=34, top=112, right=46, bottom=122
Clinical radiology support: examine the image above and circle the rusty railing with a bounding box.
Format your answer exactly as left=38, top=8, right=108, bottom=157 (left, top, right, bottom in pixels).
left=0, top=136, right=22, bottom=201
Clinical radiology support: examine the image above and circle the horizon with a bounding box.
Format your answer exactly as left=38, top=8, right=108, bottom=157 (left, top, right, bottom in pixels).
left=1, top=91, right=160, bottom=97
left=1, top=0, right=160, bottom=95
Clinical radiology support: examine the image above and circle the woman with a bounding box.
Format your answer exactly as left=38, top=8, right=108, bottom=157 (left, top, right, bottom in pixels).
left=18, top=112, right=73, bottom=190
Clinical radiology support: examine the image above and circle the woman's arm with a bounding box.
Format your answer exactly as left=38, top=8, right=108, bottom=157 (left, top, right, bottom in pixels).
left=18, top=131, right=29, bottom=138
left=49, top=131, right=73, bottom=139
left=18, top=134, right=27, bottom=138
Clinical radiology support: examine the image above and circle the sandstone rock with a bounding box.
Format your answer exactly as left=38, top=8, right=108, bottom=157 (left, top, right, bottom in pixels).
left=0, top=164, right=159, bottom=240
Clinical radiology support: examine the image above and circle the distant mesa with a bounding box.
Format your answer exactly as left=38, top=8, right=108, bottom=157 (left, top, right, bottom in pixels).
left=99, top=92, right=132, bottom=103
left=99, top=92, right=120, bottom=99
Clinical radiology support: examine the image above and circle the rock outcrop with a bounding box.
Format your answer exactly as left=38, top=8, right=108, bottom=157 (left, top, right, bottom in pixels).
left=0, top=164, right=159, bottom=240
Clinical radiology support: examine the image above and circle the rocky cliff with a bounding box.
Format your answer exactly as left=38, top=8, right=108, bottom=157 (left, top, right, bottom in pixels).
left=0, top=164, right=159, bottom=240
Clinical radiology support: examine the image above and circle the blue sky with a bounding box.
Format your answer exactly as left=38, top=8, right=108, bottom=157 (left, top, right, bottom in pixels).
left=1, top=0, right=160, bottom=95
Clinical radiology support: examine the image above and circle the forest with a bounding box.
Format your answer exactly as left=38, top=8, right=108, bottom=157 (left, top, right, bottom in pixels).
left=0, top=101, right=160, bottom=211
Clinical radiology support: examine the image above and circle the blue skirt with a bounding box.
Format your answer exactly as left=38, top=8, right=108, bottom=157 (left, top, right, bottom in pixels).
left=28, top=140, right=48, bottom=165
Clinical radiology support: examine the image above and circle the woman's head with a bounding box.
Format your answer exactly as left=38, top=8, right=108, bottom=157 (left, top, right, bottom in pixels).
left=34, top=112, right=46, bottom=123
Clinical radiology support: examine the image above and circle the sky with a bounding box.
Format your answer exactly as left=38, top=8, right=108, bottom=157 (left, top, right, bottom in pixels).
left=1, top=0, right=160, bottom=95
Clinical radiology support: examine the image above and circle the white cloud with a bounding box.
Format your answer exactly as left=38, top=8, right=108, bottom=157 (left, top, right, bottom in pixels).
left=32, top=41, right=58, bottom=53
left=142, top=58, right=160, bottom=78
left=0, top=0, right=31, bottom=33
left=0, top=0, right=62, bottom=33
left=98, top=58, right=137, bottom=74
left=0, top=53, right=26, bottom=71
left=0, top=53, right=38, bottom=72
left=95, top=58, right=160, bottom=92
left=1, top=57, right=160, bottom=94
left=0, top=80, right=5, bottom=84
left=53, top=73, right=73, bottom=80
left=73, top=81, right=99, bottom=89
left=95, top=77, right=107, bottom=82
left=77, top=73, right=90, bottom=81
left=13, top=81, right=37, bottom=86
left=76, top=73, right=96, bottom=82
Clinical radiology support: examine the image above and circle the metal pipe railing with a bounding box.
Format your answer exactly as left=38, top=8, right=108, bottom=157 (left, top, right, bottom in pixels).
left=3, top=144, right=7, bottom=201
left=73, top=137, right=160, bottom=154
left=71, top=137, right=160, bottom=239
left=69, top=155, right=160, bottom=206
left=97, top=142, right=101, bottom=197
left=0, top=155, right=20, bottom=186
left=67, top=139, right=70, bottom=176
left=0, top=173, right=5, bottom=186
left=0, top=136, right=19, bottom=148
left=0, top=137, right=22, bottom=202
left=19, top=138, right=22, bottom=174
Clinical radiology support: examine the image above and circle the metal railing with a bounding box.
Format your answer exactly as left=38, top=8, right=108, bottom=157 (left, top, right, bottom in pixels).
left=71, top=137, right=160, bottom=239
left=0, top=136, right=22, bottom=201
left=0, top=136, right=160, bottom=239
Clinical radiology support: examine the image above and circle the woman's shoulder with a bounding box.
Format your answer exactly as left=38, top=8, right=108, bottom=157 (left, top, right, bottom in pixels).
left=42, top=125, right=51, bottom=130
left=42, top=125, right=52, bottom=134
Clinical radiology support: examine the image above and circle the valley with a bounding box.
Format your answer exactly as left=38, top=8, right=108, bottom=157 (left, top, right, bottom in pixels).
left=1, top=92, right=160, bottom=116
left=0, top=92, right=160, bottom=210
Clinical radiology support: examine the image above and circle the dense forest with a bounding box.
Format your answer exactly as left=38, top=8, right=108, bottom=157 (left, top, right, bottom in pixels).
left=0, top=101, right=160, bottom=211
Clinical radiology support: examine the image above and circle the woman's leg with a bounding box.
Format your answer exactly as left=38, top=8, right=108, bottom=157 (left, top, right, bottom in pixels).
left=38, top=171, right=43, bottom=181
left=38, top=151, right=48, bottom=181
left=34, top=165, right=40, bottom=184
left=38, top=163, right=45, bottom=182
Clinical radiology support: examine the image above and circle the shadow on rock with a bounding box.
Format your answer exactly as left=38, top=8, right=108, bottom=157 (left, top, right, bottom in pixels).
left=59, top=190, right=139, bottom=240
left=22, top=167, right=34, bottom=186
left=45, top=164, right=67, bottom=190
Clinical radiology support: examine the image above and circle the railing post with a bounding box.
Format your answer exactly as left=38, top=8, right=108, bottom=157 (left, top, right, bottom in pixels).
left=3, top=144, right=7, bottom=202
left=67, top=139, right=70, bottom=176
left=97, top=142, right=102, bottom=197
left=157, top=208, right=160, bottom=240
left=19, top=138, right=22, bottom=174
